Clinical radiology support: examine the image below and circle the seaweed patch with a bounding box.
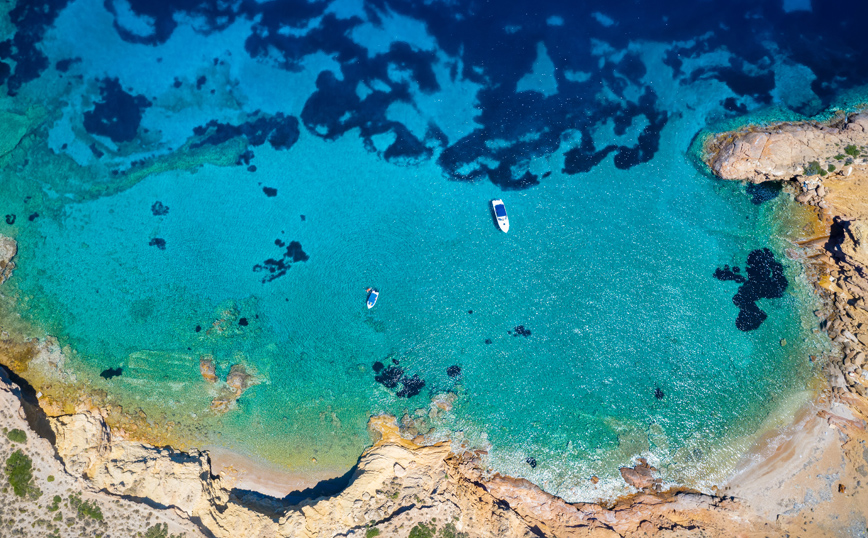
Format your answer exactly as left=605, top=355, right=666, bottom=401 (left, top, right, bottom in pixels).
left=512, top=325, right=531, bottom=337
left=83, top=78, right=151, bottom=143
left=100, top=367, right=123, bottom=379
left=191, top=113, right=300, bottom=152
left=714, top=248, right=787, bottom=331
left=253, top=240, right=309, bottom=283
left=151, top=201, right=169, bottom=216
left=745, top=182, right=782, bottom=205
left=373, top=364, right=426, bottom=398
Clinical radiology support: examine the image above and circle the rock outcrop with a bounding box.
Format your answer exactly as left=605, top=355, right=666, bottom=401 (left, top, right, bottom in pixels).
left=618, top=458, right=660, bottom=491
left=706, top=113, right=868, bottom=183
left=0, top=234, right=16, bottom=284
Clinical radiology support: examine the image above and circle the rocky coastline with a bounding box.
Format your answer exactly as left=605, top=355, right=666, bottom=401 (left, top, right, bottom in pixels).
left=2, top=113, right=868, bottom=537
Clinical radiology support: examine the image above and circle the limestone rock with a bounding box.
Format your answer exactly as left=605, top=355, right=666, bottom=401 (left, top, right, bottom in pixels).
left=51, top=412, right=218, bottom=516
left=0, top=234, right=17, bottom=284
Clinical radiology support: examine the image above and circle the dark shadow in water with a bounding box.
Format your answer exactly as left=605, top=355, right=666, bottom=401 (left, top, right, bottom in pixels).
left=0, top=364, right=56, bottom=445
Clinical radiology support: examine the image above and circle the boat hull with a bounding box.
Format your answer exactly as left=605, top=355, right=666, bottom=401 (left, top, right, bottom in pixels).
left=491, top=199, right=509, bottom=233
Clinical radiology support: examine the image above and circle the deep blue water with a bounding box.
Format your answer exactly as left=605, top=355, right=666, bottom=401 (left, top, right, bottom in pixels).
left=0, top=0, right=856, bottom=499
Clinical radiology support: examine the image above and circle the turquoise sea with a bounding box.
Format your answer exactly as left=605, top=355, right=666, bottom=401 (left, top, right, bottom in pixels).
left=0, top=0, right=858, bottom=500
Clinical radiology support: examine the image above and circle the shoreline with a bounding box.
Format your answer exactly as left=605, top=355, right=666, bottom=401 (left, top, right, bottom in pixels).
left=206, top=445, right=352, bottom=499
left=2, top=113, right=868, bottom=536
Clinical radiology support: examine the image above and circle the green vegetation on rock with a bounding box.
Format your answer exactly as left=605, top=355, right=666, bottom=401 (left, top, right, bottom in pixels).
left=828, top=164, right=836, bottom=172
left=4, top=449, right=41, bottom=499
left=408, top=522, right=436, bottom=538
left=439, top=523, right=469, bottom=538
left=137, top=522, right=186, bottom=538
left=804, top=161, right=823, bottom=176
left=6, top=429, right=26, bottom=443
left=365, top=528, right=381, bottom=538
left=69, top=493, right=104, bottom=520
left=845, top=144, right=860, bottom=157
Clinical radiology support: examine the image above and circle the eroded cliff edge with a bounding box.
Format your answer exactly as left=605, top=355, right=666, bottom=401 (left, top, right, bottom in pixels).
left=1, top=362, right=746, bottom=538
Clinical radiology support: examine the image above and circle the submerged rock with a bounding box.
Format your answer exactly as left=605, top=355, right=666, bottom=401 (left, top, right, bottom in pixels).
left=0, top=234, right=17, bottom=284
left=619, top=457, right=660, bottom=491
left=199, top=356, right=217, bottom=383
left=226, top=364, right=252, bottom=396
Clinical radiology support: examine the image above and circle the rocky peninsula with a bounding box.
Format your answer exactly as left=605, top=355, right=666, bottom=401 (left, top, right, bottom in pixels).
left=3, top=112, right=868, bottom=537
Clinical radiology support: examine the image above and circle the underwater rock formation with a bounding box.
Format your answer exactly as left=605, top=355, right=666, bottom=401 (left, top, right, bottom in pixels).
left=0, top=234, right=16, bottom=284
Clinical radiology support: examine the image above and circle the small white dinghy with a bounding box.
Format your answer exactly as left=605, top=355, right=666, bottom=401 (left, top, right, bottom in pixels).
left=491, top=199, right=509, bottom=233
left=366, top=288, right=379, bottom=309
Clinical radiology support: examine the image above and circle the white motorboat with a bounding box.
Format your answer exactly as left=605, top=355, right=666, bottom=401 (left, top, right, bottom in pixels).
left=366, top=288, right=379, bottom=309
left=491, top=199, right=509, bottom=233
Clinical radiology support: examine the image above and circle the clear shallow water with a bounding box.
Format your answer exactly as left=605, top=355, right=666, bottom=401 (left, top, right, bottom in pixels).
left=0, top=0, right=858, bottom=500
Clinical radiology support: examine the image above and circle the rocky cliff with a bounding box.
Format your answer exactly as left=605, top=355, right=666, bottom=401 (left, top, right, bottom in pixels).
left=706, top=112, right=868, bottom=184
left=46, top=406, right=747, bottom=538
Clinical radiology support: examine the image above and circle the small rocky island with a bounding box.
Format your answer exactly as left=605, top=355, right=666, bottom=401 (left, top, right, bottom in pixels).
left=3, top=112, right=868, bottom=537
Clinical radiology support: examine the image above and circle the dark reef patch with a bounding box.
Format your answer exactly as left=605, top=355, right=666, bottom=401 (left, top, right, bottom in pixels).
left=446, top=365, right=461, bottom=378
left=83, top=78, right=151, bottom=144
left=5, top=214, right=15, bottom=225
left=89, top=143, right=104, bottom=158
left=100, top=367, right=123, bottom=380
left=714, top=248, right=787, bottom=331
left=27, top=213, right=38, bottom=221
left=512, top=325, right=531, bottom=337
left=55, top=57, right=81, bottom=73
left=149, top=237, right=166, bottom=250
left=94, top=0, right=868, bottom=191
left=745, top=182, right=782, bottom=205
left=654, top=387, right=665, bottom=400
left=722, top=97, right=748, bottom=115
left=373, top=364, right=426, bottom=398
left=526, top=457, right=537, bottom=469
left=238, top=317, right=248, bottom=326
left=253, top=240, right=309, bottom=283
left=263, top=187, right=277, bottom=197
left=151, top=201, right=169, bottom=216
left=0, top=0, right=72, bottom=94
left=191, top=113, right=300, bottom=152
